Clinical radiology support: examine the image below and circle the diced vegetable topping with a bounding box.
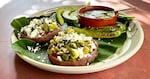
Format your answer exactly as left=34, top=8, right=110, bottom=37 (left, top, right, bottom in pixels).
left=20, top=18, right=59, bottom=38
left=48, top=28, right=96, bottom=61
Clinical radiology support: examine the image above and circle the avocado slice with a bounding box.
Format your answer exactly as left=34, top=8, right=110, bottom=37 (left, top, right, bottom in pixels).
left=56, top=6, right=81, bottom=25
left=62, top=10, right=78, bottom=26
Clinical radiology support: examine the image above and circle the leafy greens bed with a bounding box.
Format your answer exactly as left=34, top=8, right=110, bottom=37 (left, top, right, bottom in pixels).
left=11, top=5, right=134, bottom=65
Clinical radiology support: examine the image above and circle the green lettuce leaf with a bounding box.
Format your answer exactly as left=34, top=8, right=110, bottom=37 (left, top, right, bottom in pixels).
left=93, top=33, right=127, bottom=63
left=10, top=15, right=52, bottom=32
left=11, top=17, right=30, bottom=31
left=12, top=39, right=50, bottom=64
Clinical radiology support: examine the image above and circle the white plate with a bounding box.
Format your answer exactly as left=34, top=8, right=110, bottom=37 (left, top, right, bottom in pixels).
left=11, top=6, right=144, bottom=74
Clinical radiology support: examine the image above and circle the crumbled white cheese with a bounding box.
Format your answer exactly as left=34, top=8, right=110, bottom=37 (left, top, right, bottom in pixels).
left=58, top=31, right=65, bottom=36
left=33, top=46, right=40, bottom=53
left=60, top=47, right=67, bottom=53
left=77, top=47, right=91, bottom=58
left=90, top=41, right=96, bottom=52
left=30, top=29, right=38, bottom=38
left=108, top=42, right=111, bottom=44
left=37, top=56, right=41, bottom=59
left=25, top=27, right=32, bottom=35
left=28, top=22, right=35, bottom=28
left=84, top=54, right=91, bottom=57
left=27, top=45, right=40, bottom=53
left=27, top=46, right=32, bottom=51
left=46, top=18, right=52, bottom=24
left=77, top=47, right=84, bottom=58
left=57, top=51, right=63, bottom=55
left=57, top=56, right=63, bottom=61
left=41, top=60, right=45, bottom=62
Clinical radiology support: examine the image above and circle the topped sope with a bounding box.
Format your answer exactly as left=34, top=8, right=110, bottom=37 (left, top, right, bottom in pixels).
left=19, top=17, right=61, bottom=42
left=48, top=28, right=98, bottom=66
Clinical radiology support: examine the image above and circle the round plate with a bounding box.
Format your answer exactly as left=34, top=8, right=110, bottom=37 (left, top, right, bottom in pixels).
left=11, top=5, right=144, bottom=74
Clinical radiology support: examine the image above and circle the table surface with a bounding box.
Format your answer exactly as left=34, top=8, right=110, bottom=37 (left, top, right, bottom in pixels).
left=0, top=0, right=150, bottom=79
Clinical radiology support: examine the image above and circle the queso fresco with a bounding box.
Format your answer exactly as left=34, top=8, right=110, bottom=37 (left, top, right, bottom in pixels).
left=81, top=10, right=115, bottom=19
